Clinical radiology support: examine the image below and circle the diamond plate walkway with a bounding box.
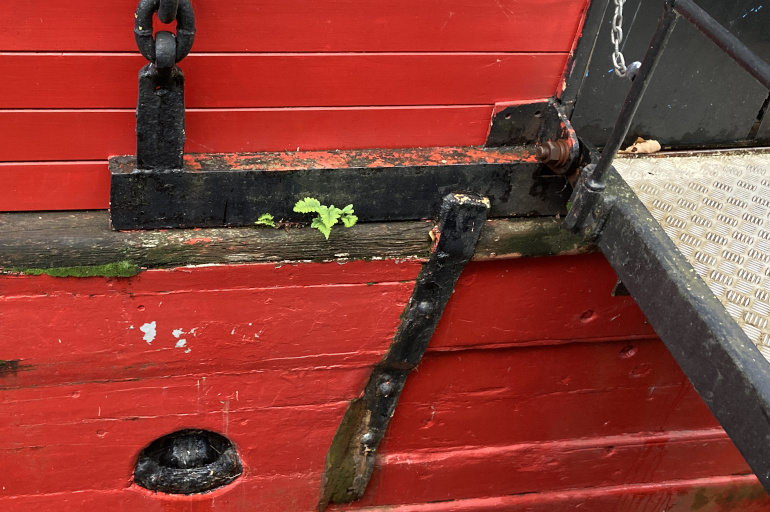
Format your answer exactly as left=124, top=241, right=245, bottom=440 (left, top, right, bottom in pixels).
left=615, top=151, right=770, bottom=359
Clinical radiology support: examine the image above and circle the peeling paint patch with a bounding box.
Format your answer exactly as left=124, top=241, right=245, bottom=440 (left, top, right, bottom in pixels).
left=175, top=339, right=187, bottom=348
left=183, top=237, right=213, bottom=245
left=172, top=329, right=184, bottom=338
left=140, top=322, right=157, bottom=344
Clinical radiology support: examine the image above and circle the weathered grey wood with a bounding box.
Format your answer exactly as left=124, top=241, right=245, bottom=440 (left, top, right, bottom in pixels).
left=0, top=211, right=592, bottom=270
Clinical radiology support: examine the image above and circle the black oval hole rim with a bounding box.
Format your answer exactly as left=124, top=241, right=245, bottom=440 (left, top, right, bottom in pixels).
left=134, top=429, right=243, bottom=494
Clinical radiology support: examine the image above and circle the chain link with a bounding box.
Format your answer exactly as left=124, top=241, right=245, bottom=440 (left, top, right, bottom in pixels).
left=611, top=0, right=628, bottom=77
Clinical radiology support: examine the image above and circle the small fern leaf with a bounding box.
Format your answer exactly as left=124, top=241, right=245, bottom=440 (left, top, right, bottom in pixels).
left=341, top=204, right=354, bottom=215
left=255, top=213, right=276, bottom=227
left=294, top=197, right=322, bottom=213
left=341, top=214, right=358, bottom=227
left=311, top=217, right=332, bottom=239
left=318, top=205, right=342, bottom=228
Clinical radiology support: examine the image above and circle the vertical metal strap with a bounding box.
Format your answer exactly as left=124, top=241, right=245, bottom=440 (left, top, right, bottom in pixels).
left=319, top=193, right=490, bottom=510
left=137, top=65, right=186, bottom=170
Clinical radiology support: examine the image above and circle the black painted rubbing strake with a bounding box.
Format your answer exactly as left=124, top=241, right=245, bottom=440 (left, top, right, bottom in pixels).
left=319, top=193, right=490, bottom=510
left=134, top=429, right=243, bottom=494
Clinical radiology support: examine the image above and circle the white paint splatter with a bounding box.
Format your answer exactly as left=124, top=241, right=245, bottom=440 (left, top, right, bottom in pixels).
left=175, top=339, right=187, bottom=348
left=172, top=329, right=184, bottom=338
left=185, top=348, right=191, bottom=354
left=140, top=322, right=157, bottom=344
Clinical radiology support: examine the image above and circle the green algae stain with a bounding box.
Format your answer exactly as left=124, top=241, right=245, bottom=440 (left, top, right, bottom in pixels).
left=8, top=261, right=141, bottom=278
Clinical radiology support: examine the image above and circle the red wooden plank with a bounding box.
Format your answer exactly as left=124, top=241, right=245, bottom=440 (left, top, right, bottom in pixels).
left=356, top=430, right=751, bottom=506
left=0, top=281, right=413, bottom=387
left=1, top=0, right=588, bottom=53
left=0, top=259, right=423, bottom=297
left=0, top=53, right=566, bottom=109
left=430, top=253, right=657, bottom=349
left=0, top=162, right=109, bottom=210
left=5, top=475, right=767, bottom=511
left=341, top=476, right=770, bottom=511
left=0, top=403, right=347, bottom=496
left=380, top=341, right=720, bottom=452
left=0, top=106, right=493, bottom=162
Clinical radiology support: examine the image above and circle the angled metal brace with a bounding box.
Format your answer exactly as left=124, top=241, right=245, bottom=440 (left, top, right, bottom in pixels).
left=589, top=168, right=770, bottom=493
left=319, top=193, right=490, bottom=510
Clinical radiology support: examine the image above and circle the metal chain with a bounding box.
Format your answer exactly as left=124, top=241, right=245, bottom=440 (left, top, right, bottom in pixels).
left=135, top=0, right=196, bottom=68
left=611, top=0, right=628, bottom=77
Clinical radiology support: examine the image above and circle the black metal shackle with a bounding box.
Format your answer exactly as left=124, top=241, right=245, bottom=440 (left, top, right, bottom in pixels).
left=134, top=0, right=196, bottom=66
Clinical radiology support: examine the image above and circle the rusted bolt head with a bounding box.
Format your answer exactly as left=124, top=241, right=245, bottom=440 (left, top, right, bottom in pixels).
left=361, top=432, right=375, bottom=445
left=379, top=380, right=395, bottom=396
left=536, top=140, right=571, bottom=168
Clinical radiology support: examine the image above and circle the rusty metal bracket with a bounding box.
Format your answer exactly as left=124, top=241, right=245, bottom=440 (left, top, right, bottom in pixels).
left=535, top=100, right=581, bottom=177
left=318, top=193, right=490, bottom=511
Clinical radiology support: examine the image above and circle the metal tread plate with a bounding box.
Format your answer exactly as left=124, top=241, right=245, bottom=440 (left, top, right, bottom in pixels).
left=615, top=152, right=770, bottom=359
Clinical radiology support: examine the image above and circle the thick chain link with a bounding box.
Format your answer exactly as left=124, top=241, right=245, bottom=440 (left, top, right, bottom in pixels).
left=135, top=0, right=196, bottom=68
left=611, top=0, right=628, bottom=77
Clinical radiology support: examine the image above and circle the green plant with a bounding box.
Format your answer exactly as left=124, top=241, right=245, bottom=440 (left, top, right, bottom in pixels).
left=294, top=198, right=358, bottom=239
left=255, top=213, right=276, bottom=227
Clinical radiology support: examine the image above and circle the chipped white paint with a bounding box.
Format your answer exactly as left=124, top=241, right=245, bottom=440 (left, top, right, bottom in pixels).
left=175, top=339, right=187, bottom=348
left=185, top=348, right=191, bottom=353
left=172, top=329, right=184, bottom=338
left=140, top=322, right=157, bottom=344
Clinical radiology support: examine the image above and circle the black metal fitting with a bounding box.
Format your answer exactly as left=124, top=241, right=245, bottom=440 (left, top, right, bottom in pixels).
left=158, top=0, right=180, bottom=24
left=135, top=0, right=196, bottom=64
left=134, top=429, right=242, bottom=494
left=136, top=64, right=186, bottom=170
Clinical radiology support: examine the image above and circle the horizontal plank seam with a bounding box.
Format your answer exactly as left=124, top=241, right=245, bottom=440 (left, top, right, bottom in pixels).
left=4, top=474, right=759, bottom=503
left=0, top=105, right=497, bottom=113
left=379, top=428, right=731, bottom=464
left=0, top=51, right=572, bottom=57
left=425, top=335, right=660, bottom=353
left=0, top=280, right=414, bottom=300
left=350, top=475, right=763, bottom=511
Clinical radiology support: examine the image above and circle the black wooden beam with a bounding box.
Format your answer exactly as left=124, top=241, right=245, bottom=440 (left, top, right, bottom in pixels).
left=109, top=145, right=570, bottom=230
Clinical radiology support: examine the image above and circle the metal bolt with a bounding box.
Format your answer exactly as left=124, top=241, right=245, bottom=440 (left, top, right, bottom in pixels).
left=361, top=432, right=374, bottom=445
left=379, top=380, right=395, bottom=397
left=536, top=140, right=570, bottom=168
left=416, top=301, right=434, bottom=315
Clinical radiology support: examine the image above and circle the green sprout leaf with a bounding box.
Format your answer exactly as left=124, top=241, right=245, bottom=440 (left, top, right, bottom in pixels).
left=311, top=217, right=333, bottom=239
left=317, top=205, right=342, bottom=229
left=294, top=198, right=358, bottom=239
left=255, top=213, right=276, bottom=227
left=341, top=214, right=358, bottom=228
left=294, top=197, right=322, bottom=214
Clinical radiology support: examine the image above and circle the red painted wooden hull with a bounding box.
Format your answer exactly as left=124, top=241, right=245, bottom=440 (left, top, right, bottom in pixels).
left=4, top=0, right=769, bottom=509
left=2, top=254, right=767, bottom=510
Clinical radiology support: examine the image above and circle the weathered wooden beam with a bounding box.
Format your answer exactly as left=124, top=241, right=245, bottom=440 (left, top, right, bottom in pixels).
left=0, top=211, right=592, bottom=271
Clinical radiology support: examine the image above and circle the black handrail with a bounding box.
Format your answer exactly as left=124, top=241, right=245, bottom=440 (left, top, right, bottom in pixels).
left=587, top=0, right=770, bottom=191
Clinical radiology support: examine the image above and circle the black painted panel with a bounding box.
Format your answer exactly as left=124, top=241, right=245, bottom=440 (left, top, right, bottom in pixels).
left=571, top=0, right=770, bottom=148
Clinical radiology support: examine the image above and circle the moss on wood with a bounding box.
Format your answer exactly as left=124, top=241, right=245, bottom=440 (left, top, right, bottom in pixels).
left=7, top=260, right=141, bottom=278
